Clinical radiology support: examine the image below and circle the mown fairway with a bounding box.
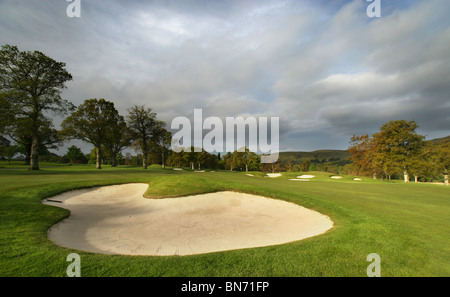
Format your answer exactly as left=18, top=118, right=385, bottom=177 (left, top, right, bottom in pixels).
left=0, top=166, right=448, bottom=277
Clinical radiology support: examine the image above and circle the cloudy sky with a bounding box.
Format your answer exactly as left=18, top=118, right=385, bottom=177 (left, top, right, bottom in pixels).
left=1, top=0, right=449, bottom=153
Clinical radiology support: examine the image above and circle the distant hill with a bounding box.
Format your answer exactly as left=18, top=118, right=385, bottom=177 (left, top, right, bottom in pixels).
left=428, top=135, right=450, bottom=144
left=278, top=149, right=350, bottom=164
left=279, top=135, right=450, bottom=165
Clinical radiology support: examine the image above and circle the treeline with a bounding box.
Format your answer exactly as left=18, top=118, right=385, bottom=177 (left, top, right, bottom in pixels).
left=61, top=145, right=262, bottom=172
left=167, top=147, right=260, bottom=171
left=0, top=44, right=173, bottom=170
left=345, top=120, right=449, bottom=185
left=259, top=157, right=350, bottom=174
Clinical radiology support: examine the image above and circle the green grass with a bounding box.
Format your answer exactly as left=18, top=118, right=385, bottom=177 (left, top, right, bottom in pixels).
left=0, top=160, right=69, bottom=168
left=0, top=166, right=448, bottom=276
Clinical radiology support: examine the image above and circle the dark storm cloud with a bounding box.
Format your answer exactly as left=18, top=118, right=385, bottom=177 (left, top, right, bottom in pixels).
left=0, top=0, right=449, bottom=152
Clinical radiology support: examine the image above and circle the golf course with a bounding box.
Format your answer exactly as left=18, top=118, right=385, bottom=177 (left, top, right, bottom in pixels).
left=0, top=165, right=448, bottom=277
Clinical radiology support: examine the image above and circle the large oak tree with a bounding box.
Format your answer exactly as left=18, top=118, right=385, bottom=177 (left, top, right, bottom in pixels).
left=0, top=45, right=73, bottom=170
left=127, top=105, right=164, bottom=169
left=431, top=140, right=449, bottom=185
left=373, top=120, right=424, bottom=183
left=61, top=98, right=123, bottom=169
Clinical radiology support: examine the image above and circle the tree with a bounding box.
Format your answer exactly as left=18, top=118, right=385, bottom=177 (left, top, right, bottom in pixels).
left=61, top=99, right=122, bottom=169
left=103, top=115, right=130, bottom=167
left=0, top=45, right=73, bottom=170
left=348, top=134, right=379, bottom=178
left=240, top=147, right=260, bottom=172
left=64, top=145, right=86, bottom=164
left=300, top=160, right=312, bottom=172
left=431, top=140, right=450, bottom=186
left=408, top=142, right=434, bottom=183
left=372, top=120, right=424, bottom=183
left=222, top=152, right=234, bottom=171
left=0, top=136, right=19, bottom=164
left=152, top=125, right=171, bottom=168
left=183, top=146, right=198, bottom=170
left=232, top=150, right=244, bottom=171
left=127, top=105, right=163, bottom=169
left=7, top=116, right=61, bottom=165
left=116, top=152, right=125, bottom=165
left=168, top=151, right=185, bottom=168
left=0, top=94, right=14, bottom=134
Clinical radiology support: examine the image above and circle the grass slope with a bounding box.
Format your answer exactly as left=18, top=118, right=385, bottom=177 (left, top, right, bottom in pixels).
left=0, top=166, right=448, bottom=276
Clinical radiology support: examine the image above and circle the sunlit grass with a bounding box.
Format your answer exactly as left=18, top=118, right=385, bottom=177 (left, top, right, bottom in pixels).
left=0, top=165, right=448, bottom=276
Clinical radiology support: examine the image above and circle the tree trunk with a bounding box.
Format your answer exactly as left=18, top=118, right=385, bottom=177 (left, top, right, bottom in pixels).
left=111, top=154, right=117, bottom=167
left=190, top=162, right=194, bottom=170
left=25, top=144, right=31, bottom=165
left=414, top=175, right=418, bottom=183
left=373, top=172, right=377, bottom=180
left=143, top=155, right=148, bottom=169
left=445, top=172, right=449, bottom=186
left=161, top=152, right=165, bottom=168
left=245, top=164, right=248, bottom=172
left=404, top=168, right=410, bottom=183
left=96, top=146, right=102, bottom=169
left=29, top=136, right=39, bottom=170
left=142, top=141, right=148, bottom=169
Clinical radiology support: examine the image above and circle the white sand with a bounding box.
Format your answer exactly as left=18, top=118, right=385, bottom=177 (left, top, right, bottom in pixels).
left=246, top=174, right=254, bottom=177
left=289, top=179, right=310, bottom=181
left=353, top=178, right=362, bottom=181
left=297, top=175, right=315, bottom=179
left=266, top=173, right=282, bottom=178
left=43, top=184, right=333, bottom=256
left=330, top=176, right=343, bottom=179
left=173, top=168, right=183, bottom=171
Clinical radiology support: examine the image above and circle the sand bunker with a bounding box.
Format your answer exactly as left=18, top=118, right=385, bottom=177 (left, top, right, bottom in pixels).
left=330, top=176, right=343, bottom=179
left=266, top=173, right=282, bottom=178
left=43, top=184, right=333, bottom=256
left=297, top=175, right=315, bottom=179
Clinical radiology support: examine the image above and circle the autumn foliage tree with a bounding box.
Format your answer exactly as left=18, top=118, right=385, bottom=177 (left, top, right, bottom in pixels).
left=431, top=140, right=449, bottom=185
left=348, top=134, right=379, bottom=178
left=347, top=120, right=436, bottom=183
left=372, top=120, right=425, bottom=182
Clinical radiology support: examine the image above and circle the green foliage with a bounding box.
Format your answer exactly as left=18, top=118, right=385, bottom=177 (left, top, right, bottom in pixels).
left=61, top=98, right=122, bottom=169
left=430, top=140, right=450, bottom=185
left=373, top=120, right=425, bottom=177
left=346, top=120, right=444, bottom=183
left=64, top=145, right=86, bottom=164
left=278, top=150, right=350, bottom=164
left=0, top=44, right=73, bottom=170
left=126, top=105, right=165, bottom=169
